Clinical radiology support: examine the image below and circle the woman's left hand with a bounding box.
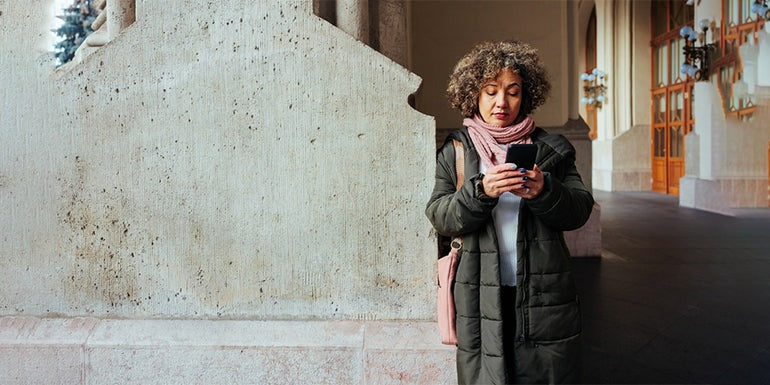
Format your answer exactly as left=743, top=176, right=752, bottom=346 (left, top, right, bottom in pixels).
left=512, top=164, right=544, bottom=199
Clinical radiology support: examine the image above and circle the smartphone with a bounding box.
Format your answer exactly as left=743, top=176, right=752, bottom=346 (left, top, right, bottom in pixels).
left=505, top=144, right=538, bottom=170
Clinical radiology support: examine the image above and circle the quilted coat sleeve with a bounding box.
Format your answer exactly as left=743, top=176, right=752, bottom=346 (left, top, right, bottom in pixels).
left=425, top=139, right=497, bottom=238
left=525, top=153, right=594, bottom=231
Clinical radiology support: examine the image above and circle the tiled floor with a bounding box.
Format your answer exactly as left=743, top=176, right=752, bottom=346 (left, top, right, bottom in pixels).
left=575, top=191, right=770, bottom=385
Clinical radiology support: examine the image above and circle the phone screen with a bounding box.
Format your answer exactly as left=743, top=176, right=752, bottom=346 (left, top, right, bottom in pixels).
left=504, top=144, right=538, bottom=170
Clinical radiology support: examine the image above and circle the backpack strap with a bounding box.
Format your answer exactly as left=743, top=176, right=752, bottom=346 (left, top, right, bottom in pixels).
left=452, top=139, right=465, bottom=190
left=451, top=139, right=465, bottom=249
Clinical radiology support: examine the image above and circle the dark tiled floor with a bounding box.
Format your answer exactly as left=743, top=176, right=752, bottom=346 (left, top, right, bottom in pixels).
left=575, top=191, right=770, bottom=385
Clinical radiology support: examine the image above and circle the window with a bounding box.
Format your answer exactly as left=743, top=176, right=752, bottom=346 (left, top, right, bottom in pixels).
left=715, top=0, right=765, bottom=120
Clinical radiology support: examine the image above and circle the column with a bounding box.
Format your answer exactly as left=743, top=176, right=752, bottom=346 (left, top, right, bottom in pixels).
left=336, top=0, right=369, bottom=44
left=568, top=0, right=580, bottom=120
left=376, top=0, right=407, bottom=67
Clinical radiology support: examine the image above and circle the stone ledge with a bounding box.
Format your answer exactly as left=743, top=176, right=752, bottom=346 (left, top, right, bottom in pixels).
left=0, top=316, right=457, bottom=349
left=88, top=319, right=365, bottom=348
left=680, top=176, right=770, bottom=214
left=0, top=316, right=98, bottom=346
left=0, top=317, right=456, bottom=384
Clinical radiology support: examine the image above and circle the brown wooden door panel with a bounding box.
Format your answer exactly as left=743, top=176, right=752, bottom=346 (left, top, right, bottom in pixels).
left=668, top=158, right=684, bottom=195
left=652, top=158, right=668, bottom=192
left=651, top=87, right=668, bottom=193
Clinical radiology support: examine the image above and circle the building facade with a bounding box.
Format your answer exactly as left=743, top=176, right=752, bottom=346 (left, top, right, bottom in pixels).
left=405, top=0, right=769, bottom=213
left=583, top=0, right=769, bottom=213
left=1, top=0, right=768, bottom=382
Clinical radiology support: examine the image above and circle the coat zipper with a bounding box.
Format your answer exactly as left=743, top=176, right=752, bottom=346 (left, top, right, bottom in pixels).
left=519, top=240, right=529, bottom=342
left=518, top=212, right=530, bottom=343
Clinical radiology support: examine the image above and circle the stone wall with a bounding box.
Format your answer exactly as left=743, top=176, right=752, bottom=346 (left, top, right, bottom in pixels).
left=680, top=82, right=770, bottom=212
left=593, top=125, right=652, bottom=191
left=0, top=0, right=436, bottom=320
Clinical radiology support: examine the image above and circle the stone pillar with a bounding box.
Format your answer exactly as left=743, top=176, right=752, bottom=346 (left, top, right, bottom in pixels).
left=592, top=0, right=652, bottom=192
left=553, top=119, right=594, bottom=191
left=691, top=0, right=721, bottom=181
left=680, top=81, right=727, bottom=213
left=376, top=0, right=407, bottom=67
left=547, top=2, right=601, bottom=256
left=567, top=0, right=580, bottom=120
left=548, top=119, right=601, bottom=257
left=594, top=0, right=631, bottom=139
left=631, top=0, right=652, bottom=135
left=594, top=0, right=614, bottom=141
left=592, top=0, right=616, bottom=191
left=313, top=0, right=336, bottom=25
left=336, top=0, right=369, bottom=44
left=613, top=1, right=632, bottom=137
left=694, top=82, right=715, bottom=180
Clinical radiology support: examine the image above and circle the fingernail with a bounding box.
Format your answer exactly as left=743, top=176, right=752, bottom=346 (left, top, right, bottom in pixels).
left=522, top=176, right=528, bottom=181
left=510, top=164, right=518, bottom=169
left=522, top=183, right=528, bottom=188
left=519, top=168, right=526, bottom=173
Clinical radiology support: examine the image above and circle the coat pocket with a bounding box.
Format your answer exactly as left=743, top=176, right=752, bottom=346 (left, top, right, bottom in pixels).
left=527, top=298, right=581, bottom=342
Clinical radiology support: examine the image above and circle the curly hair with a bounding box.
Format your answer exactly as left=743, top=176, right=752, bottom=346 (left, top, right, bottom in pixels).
left=447, top=40, right=551, bottom=118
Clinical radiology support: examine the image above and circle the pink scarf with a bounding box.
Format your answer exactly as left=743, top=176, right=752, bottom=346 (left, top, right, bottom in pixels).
left=463, top=114, right=535, bottom=170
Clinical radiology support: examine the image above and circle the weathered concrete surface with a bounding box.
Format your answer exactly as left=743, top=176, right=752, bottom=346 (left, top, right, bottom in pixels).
left=593, top=125, right=653, bottom=192
left=0, top=316, right=456, bottom=385
left=0, top=317, right=96, bottom=384
left=0, top=0, right=436, bottom=319
left=680, top=82, right=770, bottom=211
left=547, top=118, right=602, bottom=257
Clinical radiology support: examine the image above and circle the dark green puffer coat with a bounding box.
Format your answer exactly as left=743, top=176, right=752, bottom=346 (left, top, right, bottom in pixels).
left=426, top=127, right=594, bottom=384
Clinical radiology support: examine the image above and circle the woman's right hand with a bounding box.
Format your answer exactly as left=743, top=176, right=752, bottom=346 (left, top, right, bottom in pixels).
left=481, top=163, right=526, bottom=198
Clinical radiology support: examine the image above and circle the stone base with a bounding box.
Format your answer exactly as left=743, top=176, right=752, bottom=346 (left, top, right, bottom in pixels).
left=680, top=176, right=769, bottom=215
left=679, top=176, right=732, bottom=215
left=592, top=125, right=652, bottom=192
left=0, top=317, right=456, bottom=385
left=564, top=202, right=602, bottom=257
left=593, top=169, right=652, bottom=192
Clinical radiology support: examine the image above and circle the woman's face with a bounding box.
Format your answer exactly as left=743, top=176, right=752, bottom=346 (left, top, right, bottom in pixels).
left=477, top=69, right=523, bottom=127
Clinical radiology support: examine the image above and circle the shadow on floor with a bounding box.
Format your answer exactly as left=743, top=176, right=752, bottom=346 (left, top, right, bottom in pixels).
left=575, top=191, right=770, bottom=385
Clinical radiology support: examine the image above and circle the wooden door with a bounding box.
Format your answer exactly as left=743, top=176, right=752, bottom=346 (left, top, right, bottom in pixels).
left=651, top=89, right=668, bottom=193
left=651, top=0, right=694, bottom=195
left=652, top=84, right=691, bottom=194
left=667, top=84, right=686, bottom=195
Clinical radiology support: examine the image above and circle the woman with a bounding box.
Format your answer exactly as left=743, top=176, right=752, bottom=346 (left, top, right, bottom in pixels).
left=426, top=41, right=594, bottom=384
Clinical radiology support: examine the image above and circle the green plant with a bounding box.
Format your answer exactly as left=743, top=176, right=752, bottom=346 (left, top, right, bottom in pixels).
left=53, top=0, right=98, bottom=67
